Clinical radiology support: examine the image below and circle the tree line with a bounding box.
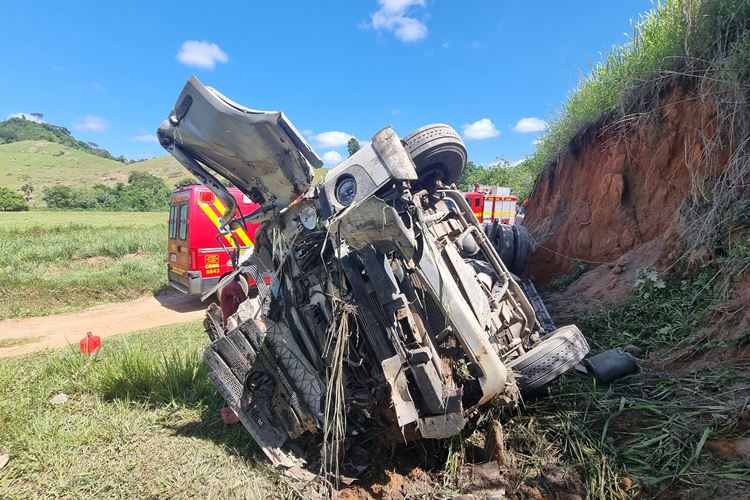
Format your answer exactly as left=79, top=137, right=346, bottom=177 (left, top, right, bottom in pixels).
left=42, top=172, right=171, bottom=211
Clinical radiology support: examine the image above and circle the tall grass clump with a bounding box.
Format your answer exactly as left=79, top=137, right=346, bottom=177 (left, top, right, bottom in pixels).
left=0, top=212, right=168, bottom=319
left=529, top=0, right=750, bottom=175
left=0, top=322, right=292, bottom=499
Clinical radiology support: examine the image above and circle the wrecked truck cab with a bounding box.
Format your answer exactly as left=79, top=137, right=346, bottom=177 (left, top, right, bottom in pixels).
left=158, top=76, right=590, bottom=477
left=157, top=75, right=320, bottom=218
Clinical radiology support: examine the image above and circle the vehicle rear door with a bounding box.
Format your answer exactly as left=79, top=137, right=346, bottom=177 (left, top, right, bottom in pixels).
left=168, top=199, right=191, bottom=281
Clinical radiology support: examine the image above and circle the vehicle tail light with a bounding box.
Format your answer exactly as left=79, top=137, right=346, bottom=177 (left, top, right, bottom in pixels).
left=199, top=191, right=214, bottom=203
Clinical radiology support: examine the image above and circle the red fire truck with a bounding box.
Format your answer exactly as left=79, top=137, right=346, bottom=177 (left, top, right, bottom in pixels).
left=464, top=183, right=518, bottom=224
left=168, top=185, right=261, bottom=296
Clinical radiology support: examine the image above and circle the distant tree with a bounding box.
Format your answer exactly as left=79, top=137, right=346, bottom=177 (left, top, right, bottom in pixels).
left=0, top=187, right=29, bottom=211
left=128, top=171, right=165, bottom=190
left=457, top=161, right=481, bottom=191
left=42, top=185, right=76, bottom=209
left=30, top=112, right=44, bottom=122
left=87, top=141, right=100, bottom=150
left=457, top=157, right=537, bottom=199
left=19, top=183, right=34, bottom=202
left=347, top=138, right=361, bottom=157
left=174, top=177, right=200, bottom=188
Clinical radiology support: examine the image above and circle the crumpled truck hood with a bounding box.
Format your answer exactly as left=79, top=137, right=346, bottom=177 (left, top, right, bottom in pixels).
left=157, top=75, right=321, bottom=209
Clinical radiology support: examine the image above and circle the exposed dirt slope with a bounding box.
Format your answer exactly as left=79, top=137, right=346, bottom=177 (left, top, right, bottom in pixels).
left=523, top=81, right=727, bottom=310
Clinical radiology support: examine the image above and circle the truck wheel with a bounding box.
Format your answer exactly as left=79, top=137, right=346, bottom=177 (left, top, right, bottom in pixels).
left=506, top=325, right=589, bottom=393
left=511, top=224, right=530, bottom=275
left=516, top=277, right=556, bottom=335
left=402, top=124, right=467, bottom=187
left=485, top=223, right=531, bottom=275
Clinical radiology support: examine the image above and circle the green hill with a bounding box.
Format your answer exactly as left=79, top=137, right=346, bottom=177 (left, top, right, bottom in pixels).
left=0, top=139, right=331, bottom=206
left=0, top=141, right=186, bottom=206
left=0, top=117, right=122, bottom=162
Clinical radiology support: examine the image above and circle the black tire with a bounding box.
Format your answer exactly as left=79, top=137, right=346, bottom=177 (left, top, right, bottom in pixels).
left=516, top=277, right=556, bottom=335
left=507, top=325, right=589, bottom=393
left=510, top=224, right=530, bottom=275
left=486, top=223, right=530, bottom=275
left=402, top=124, right=467, bottom=187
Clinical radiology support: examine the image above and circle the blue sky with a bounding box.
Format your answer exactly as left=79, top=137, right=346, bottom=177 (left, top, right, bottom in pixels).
left=1, top=0, right=654, bottom=165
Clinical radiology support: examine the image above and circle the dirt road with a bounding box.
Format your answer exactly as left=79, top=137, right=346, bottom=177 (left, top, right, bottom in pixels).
left=0, top=291, right=207, bottom=358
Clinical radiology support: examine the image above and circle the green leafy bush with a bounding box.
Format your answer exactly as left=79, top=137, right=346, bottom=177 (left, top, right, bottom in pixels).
left=43, top=172, right=171, bottom=211
left=0, top=187, right=29, bottom=211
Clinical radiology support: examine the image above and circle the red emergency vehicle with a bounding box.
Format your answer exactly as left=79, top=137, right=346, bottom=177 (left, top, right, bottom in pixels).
left=168, top=185, right=260, bottom=295
left=464, top=183, right=518, bottom=224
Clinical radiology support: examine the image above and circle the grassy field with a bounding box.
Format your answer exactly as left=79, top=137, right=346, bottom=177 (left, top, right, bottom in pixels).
left=0, top=211, right=168, bottom=320
left=1, top=317, right=747, bottom=499
left=0, top=141, right=186, bottom=206
left=0, top=321, right=291, bottom=499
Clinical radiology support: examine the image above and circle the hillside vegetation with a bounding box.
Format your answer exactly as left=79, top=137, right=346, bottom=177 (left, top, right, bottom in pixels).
left=462, top=0, right=750, bottom=200
left=0, top=141, right=186, bottom=206
left=530, top=0, right=750, bottom=178
left=526, top=0, right=750, bottom=274
left=0, top=117, right=123, bottom=162
left=516, top=0, right=750, bottom=497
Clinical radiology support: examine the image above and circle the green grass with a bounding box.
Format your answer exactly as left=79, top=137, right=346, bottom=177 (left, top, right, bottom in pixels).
left=0, top=211, right=168, bottom=319
left=528, top=0, right=750, bottom=175
left=0, top=141, right=186, bottom=206
left=518, top=238, right=750, bottom=497
left=512, top=365, right=750, bottom=498
left=0, top=321, right=291, bottom=499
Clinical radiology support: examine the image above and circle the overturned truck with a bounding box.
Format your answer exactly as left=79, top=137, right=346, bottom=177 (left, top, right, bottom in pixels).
left=157, top=76, right=589, bottom=476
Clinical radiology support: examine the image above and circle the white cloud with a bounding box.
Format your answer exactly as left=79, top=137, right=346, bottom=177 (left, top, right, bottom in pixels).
left=313, top=131, right=355, bottom=148
left=322, top=151, right=343, bottom=165
left=369, top=0, right=428, bottom=43
left=73, top=115, right=108, bottom=133
left=514, top=117, right=548, bottom=133
left=176, top=40, right=229, bottom=69
left=132, top=134, right=158, bottom=143
left=91, top=82, right=106, bottom=91
left=462, top=118, right=500, bottom=140
left=8, top=112, right=44, bottom=123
